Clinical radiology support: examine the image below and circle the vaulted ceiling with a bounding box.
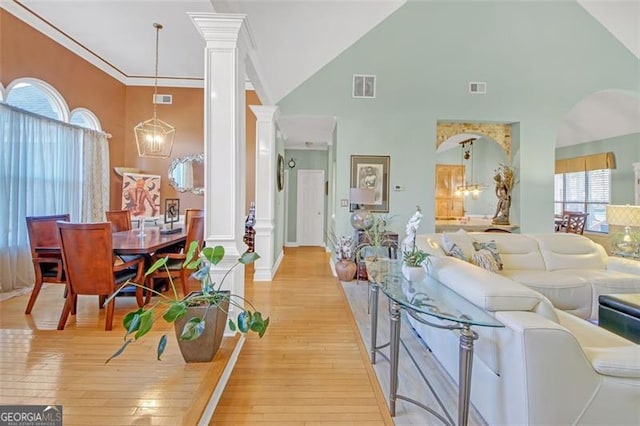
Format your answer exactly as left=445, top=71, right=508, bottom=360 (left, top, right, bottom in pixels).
left=4, top=0, right=639, bottom=148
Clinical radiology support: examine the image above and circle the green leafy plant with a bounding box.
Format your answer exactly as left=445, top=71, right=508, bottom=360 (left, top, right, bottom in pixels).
left=402, top=247, right=429, bottom=267
left=357, top=214, right=395, bottom=258
left=105, top=241, right=269, bottom=363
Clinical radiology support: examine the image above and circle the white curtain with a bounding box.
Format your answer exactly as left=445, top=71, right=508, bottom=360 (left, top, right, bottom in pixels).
left=0, top=103, right=109, bottom=292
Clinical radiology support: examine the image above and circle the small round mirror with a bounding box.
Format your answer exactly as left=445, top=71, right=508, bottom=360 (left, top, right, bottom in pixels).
left=168, top=153, right=204, bottom=195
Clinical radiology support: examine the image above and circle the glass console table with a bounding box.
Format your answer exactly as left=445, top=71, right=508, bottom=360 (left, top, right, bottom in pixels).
left=370, top=261, right=503, bottom=426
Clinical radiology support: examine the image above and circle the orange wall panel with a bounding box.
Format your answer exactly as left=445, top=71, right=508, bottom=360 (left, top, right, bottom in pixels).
left=1, top=9, right=260, bottom=217
left=123, top=86, right=205, bottom=211
left=1, top=10, right=126, bottom=213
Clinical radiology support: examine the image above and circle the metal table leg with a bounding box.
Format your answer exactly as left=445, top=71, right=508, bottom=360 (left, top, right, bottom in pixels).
left=370, top=282, right=379, bottom=364
left=389, top=300, right=401, bottom=416
left=458, top=325, right=477, bottom=426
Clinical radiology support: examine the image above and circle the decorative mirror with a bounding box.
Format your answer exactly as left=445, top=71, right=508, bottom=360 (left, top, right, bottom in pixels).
left=168, top=153, right=204, bottom=195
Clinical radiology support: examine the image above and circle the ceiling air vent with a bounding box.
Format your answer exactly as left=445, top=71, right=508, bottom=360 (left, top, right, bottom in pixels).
left=353, top=74, right=376, bottom=98
left=468, top=82, right=487, bottom=94
left=153, top=94, right=173, bottom=104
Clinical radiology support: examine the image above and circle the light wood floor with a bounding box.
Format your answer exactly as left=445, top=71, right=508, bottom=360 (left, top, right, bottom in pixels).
left=0, top=247, right=393, bottom=425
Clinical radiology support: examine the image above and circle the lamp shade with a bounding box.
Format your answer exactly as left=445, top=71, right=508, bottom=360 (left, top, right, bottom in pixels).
left=349, top=188, right=376, bottom=205
left=606, top=205, right=640, bottom=227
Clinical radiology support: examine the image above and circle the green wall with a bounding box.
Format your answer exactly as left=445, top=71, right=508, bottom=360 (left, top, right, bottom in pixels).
left=277, top=0, right=640, bottom=237
left=556, top=133, right=640, bottom=205
left=284, top=149, right=329, bottom=243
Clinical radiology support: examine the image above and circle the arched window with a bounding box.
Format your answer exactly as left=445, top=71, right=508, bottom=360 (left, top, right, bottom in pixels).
left=70, top=108, right=102, bottom=131
left=6, top=78, right=69, bottom=121
left=0, top=83, right=5, bottom=102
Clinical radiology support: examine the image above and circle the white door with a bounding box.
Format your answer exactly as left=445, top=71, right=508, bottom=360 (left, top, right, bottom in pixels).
left=296, top=169, right=325, bottom=246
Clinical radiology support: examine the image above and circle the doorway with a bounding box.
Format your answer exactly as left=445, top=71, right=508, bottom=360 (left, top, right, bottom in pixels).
left=296, top=169, right=325, bottom=246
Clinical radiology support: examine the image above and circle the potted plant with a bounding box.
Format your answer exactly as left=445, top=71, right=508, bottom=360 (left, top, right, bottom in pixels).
left=359, top=215, right=394, bottom=284
left=330, top=234, right=357, bottom=282
left=400, top=206, right=429, bottom=281
left=401, top=247, right=429, bottom=282
left=105, top=241, right=269, bottom=363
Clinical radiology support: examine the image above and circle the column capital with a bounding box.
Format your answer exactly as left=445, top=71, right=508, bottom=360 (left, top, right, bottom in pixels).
left=189, top=12, right=256, bottom=51
left=249, top=105, right=280, bottom=123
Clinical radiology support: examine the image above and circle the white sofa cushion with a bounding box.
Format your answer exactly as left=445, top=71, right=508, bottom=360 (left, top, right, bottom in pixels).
left=472, top=233, right=547, bottom=271
left=583, top=346, right=640, bottom=378
left=499, top=269, right=592, bottom=318
left=533, top=233, right=607, bottom=271
left=415, top=234, right=446, bottom=257
left=428, top=256, right=557, bottom=319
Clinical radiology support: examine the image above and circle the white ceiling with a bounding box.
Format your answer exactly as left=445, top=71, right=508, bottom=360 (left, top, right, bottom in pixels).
left=4, top=0, right=639, bottom=149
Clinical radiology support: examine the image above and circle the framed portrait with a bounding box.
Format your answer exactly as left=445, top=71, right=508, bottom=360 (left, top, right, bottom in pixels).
left=350, top=155, right=390, bottom=213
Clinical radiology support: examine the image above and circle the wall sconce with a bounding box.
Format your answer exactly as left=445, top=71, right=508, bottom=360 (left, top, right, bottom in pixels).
left=288, top=158, right=296, bottom=169
left=606, top=204, right=640, bottom=257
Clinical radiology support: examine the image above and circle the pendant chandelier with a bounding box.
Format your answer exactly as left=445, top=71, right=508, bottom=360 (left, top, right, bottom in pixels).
left=134, top=23, right=175, bottom=158
left=454, top=138, right=483, bottom=198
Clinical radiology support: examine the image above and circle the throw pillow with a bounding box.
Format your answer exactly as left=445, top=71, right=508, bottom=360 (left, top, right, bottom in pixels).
left=473, top=240, right=503, bottom=270
left=442, top=229, right=475, bottom=260
left=441, top=237, right=466, bottom=260
left=471, top=249, right=500, bottom=272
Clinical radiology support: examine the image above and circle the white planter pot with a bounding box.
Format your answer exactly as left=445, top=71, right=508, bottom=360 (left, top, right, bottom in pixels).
left=401, top=263, right=426, bottom=282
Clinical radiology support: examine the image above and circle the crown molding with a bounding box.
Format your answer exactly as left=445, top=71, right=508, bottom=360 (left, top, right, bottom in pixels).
left=3, top=1, right=255, bottom=91
left=3, top=1, right=129, bottom=84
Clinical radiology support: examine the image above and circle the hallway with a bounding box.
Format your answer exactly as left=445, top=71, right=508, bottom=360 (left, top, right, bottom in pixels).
left=212, top=246, right=393, bottom=424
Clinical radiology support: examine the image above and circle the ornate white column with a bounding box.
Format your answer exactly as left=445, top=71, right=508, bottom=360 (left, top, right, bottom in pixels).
left=249, top=105, right=279, bottom=281
left=189, top=13, right=255, bottom=319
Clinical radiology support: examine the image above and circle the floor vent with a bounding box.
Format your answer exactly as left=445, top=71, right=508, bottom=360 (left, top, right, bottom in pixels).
left=353, top=74, right=376, bottom=98
left=468, top=82, right=487, bottom=94
left=153, top=94, right=173, bottom=104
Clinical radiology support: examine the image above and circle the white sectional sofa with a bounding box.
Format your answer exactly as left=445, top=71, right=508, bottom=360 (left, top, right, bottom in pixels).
left=408, top=232, right=640, bottom=425
left=417, top=232, right=640, bottom=320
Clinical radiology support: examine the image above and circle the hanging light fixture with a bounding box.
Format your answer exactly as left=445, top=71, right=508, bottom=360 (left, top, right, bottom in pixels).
left=454, top=138, right=483, bottom=198
left=134, top=23, right=175, bottom=158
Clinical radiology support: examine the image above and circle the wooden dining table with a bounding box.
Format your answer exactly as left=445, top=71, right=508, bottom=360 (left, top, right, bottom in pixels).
left=35, top=227, right=187, bottom=256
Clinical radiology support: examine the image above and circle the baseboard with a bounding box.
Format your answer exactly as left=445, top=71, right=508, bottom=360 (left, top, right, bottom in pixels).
left=329, top=259, right=336, bottom=277
left=253, top=250, right=284, bottom=281
left=198, top=335, right=246, bottom=425
left=284, top=242, right=298, bottom=247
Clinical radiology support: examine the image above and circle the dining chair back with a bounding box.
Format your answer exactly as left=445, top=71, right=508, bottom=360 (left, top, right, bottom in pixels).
left=56, top=221, right=145, bottom=330
left=564, top=211, right=589, bottom=234
left=24, top=214, right=70, bottom=314
left=147, top=215, right=205, bottom=297
left=105, top=210, right=132, bottom=232
left=184, top=208, right=204, bottom=234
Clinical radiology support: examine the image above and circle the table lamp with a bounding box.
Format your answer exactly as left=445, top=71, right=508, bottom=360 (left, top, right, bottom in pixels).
left=606, top=205, right=640, bottom=256
left=350, top=188, right=376, bottom=230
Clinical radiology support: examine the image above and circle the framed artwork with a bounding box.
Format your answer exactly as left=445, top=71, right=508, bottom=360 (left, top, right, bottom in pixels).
left=121, top=173, right=161, bottom=217
left=164, top=198, right=180, bottom=225
left=350, top=155, right=390, bottom=213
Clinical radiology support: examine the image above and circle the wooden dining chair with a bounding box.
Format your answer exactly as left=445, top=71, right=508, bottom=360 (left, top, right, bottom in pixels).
left=24, top=214, right=70, bottom=314
left=105, top=210, right=132, bottom=232
left=56, top=222, right=145, bottom=331
left=564, top=211, right=589, bottom=234
left=147, top=215, right=205, bottom=299
left=184, top=208, right=204, bottom=234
